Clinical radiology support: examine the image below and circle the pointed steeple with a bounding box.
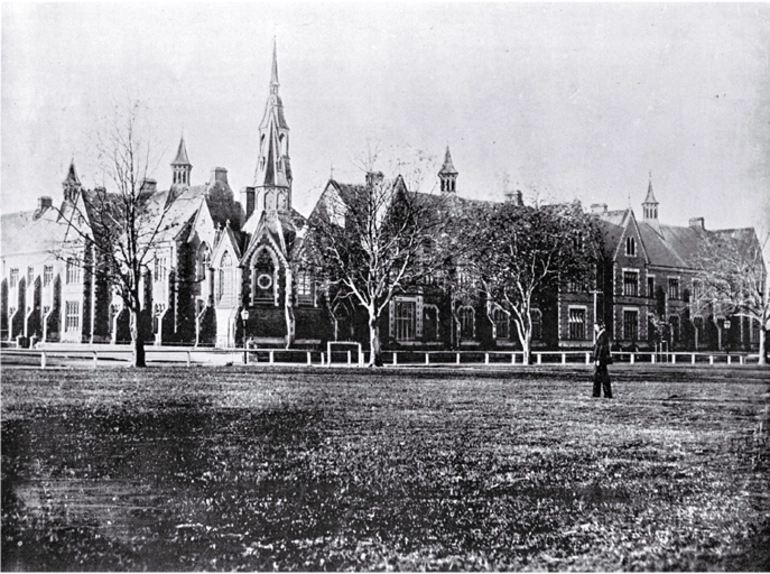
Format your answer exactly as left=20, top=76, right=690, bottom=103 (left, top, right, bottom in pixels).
left=642, top=171, right=659, bottom=222
left=171, top=135, right=192, bottom=186
left=62, top=159, right=82, bottom=203
left=270, top=36, right=280, bottom=94
left=254, top=38, right=292, bottom=214
left=438, top=146, right=458, bottom=193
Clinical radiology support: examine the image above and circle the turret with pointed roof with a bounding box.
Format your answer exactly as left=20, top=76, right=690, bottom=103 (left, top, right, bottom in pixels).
left=642, top=172, right=659, bottom=221
left=642, top=171, right=661, bottom=235
left=171, top=135, right=192, bottom=187
left=253, top=37, right=292, bottom=216
left=62, top=159, right=82, bottom=203
left=438, top=146, right=458, bottom=193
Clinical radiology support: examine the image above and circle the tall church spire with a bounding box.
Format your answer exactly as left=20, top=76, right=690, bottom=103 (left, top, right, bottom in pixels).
left=171, top=135, right=192, bottom=186
left=438, top=146, right=458, bottom=193
left=254, top=38, right=292, bottom=213
left=270, top=36, right=280, bottom=94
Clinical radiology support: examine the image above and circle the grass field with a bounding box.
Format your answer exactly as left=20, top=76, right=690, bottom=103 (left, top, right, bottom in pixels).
left=2, top=366, right=769, bottom=571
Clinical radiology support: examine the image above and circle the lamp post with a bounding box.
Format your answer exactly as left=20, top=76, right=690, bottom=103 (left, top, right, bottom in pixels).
left=240, top=309, right=249, bottom=364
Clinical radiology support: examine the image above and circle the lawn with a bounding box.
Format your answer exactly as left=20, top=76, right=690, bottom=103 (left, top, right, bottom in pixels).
left=2, top=366, right=769, bottom=571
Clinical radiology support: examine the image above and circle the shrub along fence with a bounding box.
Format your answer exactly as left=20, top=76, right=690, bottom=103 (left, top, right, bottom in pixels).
left=0, top=347, right=762, bottom=369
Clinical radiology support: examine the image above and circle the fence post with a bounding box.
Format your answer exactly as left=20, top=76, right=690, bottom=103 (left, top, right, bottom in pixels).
left=307, top=351, right=312, bottom=365
left=456, top=352, right=460, bottom=365
left=630, top=353, right=635, bottom=365
left=561, top=353, right=566, bottom=365
left=537, top=353, right=542, bottom=365
left=511, top=353, right=516, bottom=364
left=585, top=352, right=590, bottom=365
left=709, top=355, right=714, bottom=365
left=425, top=353, right=429, bottom=365
left=269, top=350, right=274, bottom=364
left=347, top=350, right=351, bottom=365
left=186, top=351, right=191, bottom=367
left=691, top=353, right=695, bottom=365
left=727, top=355, right=732, bottom=365
left=651, top=353, right=656, bottom=364
left=40, top=351, right=47, bottom=369
left=393, top=352, right=398, bottom=366
left=485, top=353, right=489, bottom=365
left=93, top=351, right=98, bottom=368
left=740, top=355, right=745, bottom=365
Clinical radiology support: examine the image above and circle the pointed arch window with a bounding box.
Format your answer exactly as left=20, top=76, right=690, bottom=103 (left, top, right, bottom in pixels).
left=625, top=237, right=636, bottom=257
left=252, top=248, right=277, bottom=304
left=196, top=243, right=211, bottom=281
left=459, top=306, right=475, bottom=341
left=492, top=306, right=510, bottom=340
left=217, top=251, right=235, bottom=305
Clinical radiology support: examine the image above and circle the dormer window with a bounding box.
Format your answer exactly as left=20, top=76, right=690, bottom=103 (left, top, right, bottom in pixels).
left=625, top=237, right=636, bottom=257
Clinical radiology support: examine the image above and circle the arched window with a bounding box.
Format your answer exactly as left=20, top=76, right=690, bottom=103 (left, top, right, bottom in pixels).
left=252, top=248, right=276, bottom=303
left=459, top=306, right=475, bottom=341
left=492, top=307, right=509, bottom=339
left=196, top=243, right=210, bottom=281
left=531, top=308, right=542, bottom=341
left=625, top=236, right=636, bottom=257
left=217, top=251, right=234, bottom=305
left=423, top=305, right=440, bottom=342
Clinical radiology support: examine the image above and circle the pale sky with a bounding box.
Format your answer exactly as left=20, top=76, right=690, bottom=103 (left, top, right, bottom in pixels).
left=2, top=2, right=770, bottom=234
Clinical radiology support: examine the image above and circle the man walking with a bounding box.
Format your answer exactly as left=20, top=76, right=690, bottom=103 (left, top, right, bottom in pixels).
left=592, top=320, right=613, bottom=398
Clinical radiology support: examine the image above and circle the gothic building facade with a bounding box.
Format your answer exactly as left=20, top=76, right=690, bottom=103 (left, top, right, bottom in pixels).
left=1, top=42, right=764, bottom=353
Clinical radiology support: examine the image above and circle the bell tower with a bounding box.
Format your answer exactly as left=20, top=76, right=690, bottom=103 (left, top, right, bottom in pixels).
left=171, top=135, right=192, bottom=187
left=642, top=171, right=659, bottom=222
left=62, top=159, right=82, bottom=203
left=254, top=37, right=292, bottom=214
left=438, top=146, right=458, bottom=193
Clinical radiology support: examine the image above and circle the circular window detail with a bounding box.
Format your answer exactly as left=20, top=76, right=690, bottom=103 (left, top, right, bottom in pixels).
left=257, top=273, right=273, bottom=290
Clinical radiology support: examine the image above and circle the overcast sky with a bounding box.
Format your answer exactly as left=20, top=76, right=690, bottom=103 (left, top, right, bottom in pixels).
left=2, top=3, right=770, bottom=233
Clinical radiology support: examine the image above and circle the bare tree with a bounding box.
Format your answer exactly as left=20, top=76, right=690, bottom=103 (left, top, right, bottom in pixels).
left=460, top=200, right=601, bottom=364
left=56, top=100, right=170, bottom=367
left=307, top=171, right=447, bottom=366
left=693, top=230, right=769, bottom=365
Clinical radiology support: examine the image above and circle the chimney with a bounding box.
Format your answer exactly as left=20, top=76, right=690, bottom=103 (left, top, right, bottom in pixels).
left=689, top=217, right=705, bottom=230
left=38, top=196, right=52, bottom=211
left=34, top=196, right=53, bottom=219
left=504, top=189, right=524, bottom=206
left=140, top=178, right=157, bottom=194
left=240, top=186, right=255, bottom=223
left=365, top=171, right=384, bottom=188
left=591, top=203, right=608, bottom=215
left=210, top=167, right=228, bottom=185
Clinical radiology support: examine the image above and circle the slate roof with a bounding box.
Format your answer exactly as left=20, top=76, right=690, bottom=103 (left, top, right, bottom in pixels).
left=0, top=207, right=70, bottom=256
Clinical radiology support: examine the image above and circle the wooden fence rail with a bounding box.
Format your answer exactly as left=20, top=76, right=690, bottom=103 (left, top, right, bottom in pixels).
left=0, top=347, right=761, bottom=369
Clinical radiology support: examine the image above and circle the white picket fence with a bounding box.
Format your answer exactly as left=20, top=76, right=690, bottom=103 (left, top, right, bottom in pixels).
left=0, top=346, right=760, bottom=369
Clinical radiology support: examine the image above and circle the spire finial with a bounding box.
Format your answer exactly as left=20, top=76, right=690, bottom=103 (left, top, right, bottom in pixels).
left=270, top=36, right=279, bottom=92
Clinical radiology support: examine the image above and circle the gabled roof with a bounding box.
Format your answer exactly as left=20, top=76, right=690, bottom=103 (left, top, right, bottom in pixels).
left=594, top=209, right=628, bottom=258
left=242, top=208, right=306, bottom=263
left=1, top=207, right=71, bottom=257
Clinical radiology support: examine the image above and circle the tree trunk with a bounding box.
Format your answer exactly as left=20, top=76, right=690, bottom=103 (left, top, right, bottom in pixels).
left=368, top=316, right=382, bottom=367
left=130, top=309, right=146, bottom=368
left=759, top=327, right=767, bottom=366
left=284, top=301, right=295, bottom=349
